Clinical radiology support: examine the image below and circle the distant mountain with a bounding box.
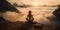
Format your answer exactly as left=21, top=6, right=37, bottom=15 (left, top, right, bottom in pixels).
left=38, top=5, right=58, bottom=7
left=13, top=3, right=31, bottom=8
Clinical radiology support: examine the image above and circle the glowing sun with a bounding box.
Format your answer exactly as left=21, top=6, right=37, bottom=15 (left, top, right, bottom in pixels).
left=32, top=0, right=41, bottom=6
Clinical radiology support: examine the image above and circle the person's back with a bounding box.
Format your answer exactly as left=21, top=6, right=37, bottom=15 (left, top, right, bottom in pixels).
left=26, top=11, right=34, bottom=22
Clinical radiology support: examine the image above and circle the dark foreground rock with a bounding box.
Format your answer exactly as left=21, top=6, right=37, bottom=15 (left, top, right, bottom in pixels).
left=53, top=4, right=60, bottom=18
left=0, top=20, right=56, bottom=30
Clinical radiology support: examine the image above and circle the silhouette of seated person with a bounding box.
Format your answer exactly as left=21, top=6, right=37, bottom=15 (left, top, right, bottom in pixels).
left=20, top=11, right=34, bottom=30
left=26, top=11, right=34, bottom=22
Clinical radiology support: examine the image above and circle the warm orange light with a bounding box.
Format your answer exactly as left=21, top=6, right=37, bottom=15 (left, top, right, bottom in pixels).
left=32, top=0, right=40, bottom=6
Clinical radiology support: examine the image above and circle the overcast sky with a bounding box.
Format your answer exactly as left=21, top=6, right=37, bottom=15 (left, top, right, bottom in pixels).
left=8, top=0, right=60, bottom=6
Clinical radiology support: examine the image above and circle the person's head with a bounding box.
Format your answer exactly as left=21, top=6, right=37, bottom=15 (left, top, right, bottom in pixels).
left=29, top=11, right=31, bottom=14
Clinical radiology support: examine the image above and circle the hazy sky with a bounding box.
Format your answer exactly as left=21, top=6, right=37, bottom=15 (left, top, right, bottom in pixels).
left=8, top=0, right=60, bottom=6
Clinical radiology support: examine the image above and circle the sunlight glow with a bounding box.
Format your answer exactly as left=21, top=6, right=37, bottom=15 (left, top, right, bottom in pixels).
left=32, top=0, right=41, bottom=6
